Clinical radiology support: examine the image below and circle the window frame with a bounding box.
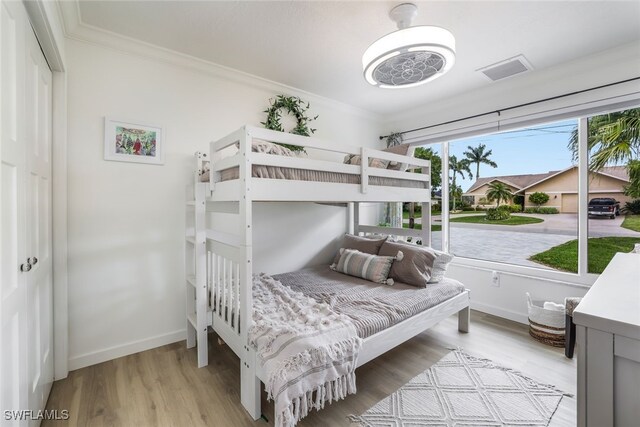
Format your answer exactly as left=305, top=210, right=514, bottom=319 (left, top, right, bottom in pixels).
left=421, top=98, right=640, bottom=287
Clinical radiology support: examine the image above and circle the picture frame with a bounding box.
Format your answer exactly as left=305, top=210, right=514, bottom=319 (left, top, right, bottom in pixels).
left=104, top=117, right=164, bottom=165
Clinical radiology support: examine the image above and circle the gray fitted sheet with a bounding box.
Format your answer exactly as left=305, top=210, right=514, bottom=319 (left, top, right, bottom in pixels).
left=272, top=266, right=465, bottom=339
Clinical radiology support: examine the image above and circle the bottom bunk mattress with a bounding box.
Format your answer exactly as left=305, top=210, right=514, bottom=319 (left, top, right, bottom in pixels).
left=272, top=265, right=465, bottom=339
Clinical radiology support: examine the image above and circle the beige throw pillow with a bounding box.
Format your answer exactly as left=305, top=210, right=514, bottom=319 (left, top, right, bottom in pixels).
left=379, top=240, right=437, bottom=287
left=234, top=139, right=295, bottom=156
left=384, top=144, right=412, bottom=171
left=343, top=154, right=390, bottom=169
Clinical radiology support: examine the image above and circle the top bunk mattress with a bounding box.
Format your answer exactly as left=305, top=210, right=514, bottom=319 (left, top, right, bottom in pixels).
left=215, top=166, right=427, bottom=189
left=272, top=265, right=465, bottom=339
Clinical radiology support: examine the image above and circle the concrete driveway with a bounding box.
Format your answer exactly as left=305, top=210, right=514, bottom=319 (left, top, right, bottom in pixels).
left=413, top=213, right=640, bottom=237
left=429, top=230, right=574, bottom=269
left=408, top=213, right=640, bottom=269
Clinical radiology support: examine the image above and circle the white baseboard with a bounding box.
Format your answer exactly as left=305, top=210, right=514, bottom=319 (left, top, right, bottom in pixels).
left=471, top=301, right=529, bottom=325
left=68, top=329, right=186, bottom=371
left=66, top=304, right=525, bottom=371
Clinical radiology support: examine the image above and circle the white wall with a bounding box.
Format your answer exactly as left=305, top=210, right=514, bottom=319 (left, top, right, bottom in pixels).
left=448, top=265, right=588, bottom=324
left=65, top=39, right=384, bottom=369
left=210, top=202, right=381, bottom=276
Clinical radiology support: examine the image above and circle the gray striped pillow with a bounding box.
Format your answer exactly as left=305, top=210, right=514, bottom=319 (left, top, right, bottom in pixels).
left=331, top=248, right=403, bottom=286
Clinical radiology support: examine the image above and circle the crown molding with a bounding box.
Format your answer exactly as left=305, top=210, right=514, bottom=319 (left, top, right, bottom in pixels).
left=57, top=0, right=380, bottom=121
left=24, top=0, right=65, bottom=71
left=57, top=0, right=81, bottom=36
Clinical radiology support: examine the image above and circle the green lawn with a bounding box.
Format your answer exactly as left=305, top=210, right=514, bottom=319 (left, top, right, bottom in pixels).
left=403, top=223, right=442, bottom=232
left=449, top=215, right=543, bottom=226
left=621, top=215, right=640, bottom=232
left=530, top=237, right=640, bottom=274
left=403, top=211, right=486, bottom=219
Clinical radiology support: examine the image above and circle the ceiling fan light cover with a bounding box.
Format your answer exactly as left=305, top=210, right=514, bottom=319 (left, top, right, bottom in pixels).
left=363, top=26, right=456, bottom=88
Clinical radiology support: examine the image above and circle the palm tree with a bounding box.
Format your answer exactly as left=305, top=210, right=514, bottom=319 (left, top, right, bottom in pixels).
left=463, top=143, right=497, bottom=178
left=450, top=184, right=463, bottom=209
left=568, top=109, right=640, bottom=169
left=568, top=109, right=640, bottom=195
left=627, top=160, right=640, bottom=198
left=485, top=181, right=514, bottom=207
left=449, top=155, right=473, bottom=211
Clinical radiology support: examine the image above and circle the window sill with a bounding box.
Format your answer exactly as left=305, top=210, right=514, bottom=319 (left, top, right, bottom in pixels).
left=450, top=257, right=598, bottom=288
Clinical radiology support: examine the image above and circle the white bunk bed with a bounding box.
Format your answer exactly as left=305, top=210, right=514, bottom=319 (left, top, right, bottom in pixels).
left=185, top=125, right=471, bottom=421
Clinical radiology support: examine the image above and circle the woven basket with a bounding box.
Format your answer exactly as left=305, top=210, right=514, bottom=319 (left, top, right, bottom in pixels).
left=527, top=293, right=565, bottom=347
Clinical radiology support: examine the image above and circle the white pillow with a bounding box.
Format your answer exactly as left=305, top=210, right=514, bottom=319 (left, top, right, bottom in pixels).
left=427, top=249, right=454, bottom=283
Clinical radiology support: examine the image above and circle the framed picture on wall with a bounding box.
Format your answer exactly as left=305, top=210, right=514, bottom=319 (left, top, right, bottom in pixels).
left=104, top=117, right=164, bottom=165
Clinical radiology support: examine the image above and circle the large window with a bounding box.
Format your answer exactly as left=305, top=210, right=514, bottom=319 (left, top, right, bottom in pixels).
left=405, top=105, right=640, bottom=279
left=445, top=120, right=579, bottom=270
left=584, top=109, right=640, bottom=273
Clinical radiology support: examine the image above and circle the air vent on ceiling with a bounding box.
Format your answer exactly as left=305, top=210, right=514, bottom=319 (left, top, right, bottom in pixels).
left=477, top=55, right=532, bottom=82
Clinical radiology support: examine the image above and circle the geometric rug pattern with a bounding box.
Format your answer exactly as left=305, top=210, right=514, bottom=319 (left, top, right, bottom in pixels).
left=349, top=349, right=570, bottom=427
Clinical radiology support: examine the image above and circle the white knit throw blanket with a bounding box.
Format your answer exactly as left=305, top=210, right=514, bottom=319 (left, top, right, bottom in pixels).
left=248, top=274, right=362, bottom=427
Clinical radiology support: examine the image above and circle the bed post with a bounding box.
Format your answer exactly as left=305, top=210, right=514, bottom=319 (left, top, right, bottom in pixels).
left=458, top=304, right=470, bottom=333
left=348, top=202, right=354, bottom=235
left=185, top=152, right=209, bottom=367
left=421, top=159, right=431, bottom=247
left=238, top=126, right=261, bottom=420
left=360, top=148, right=369, bottom=194
left=353, top=202, right=360, bottom=235
left=195, top=181, right=208, bottom=367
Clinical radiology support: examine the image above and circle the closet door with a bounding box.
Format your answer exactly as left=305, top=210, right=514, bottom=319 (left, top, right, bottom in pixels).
left=1, top=0, right=29, bottom=423
left=25, top=18, right=53, bottom=420
left=1, top=1, right=53, bottom=424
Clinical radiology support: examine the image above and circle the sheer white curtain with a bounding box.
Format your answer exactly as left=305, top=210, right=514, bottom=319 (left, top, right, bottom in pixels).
left=388, top=203, right=402, bottom=228
left=384, top=134, right=405, bottom=229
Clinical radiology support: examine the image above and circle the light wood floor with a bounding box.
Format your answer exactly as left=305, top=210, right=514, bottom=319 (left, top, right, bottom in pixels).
left=44, top=311, right=576, bottom=426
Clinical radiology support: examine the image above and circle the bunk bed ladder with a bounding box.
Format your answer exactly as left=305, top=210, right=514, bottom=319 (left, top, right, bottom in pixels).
left=186, top=152, right=210, bottom=368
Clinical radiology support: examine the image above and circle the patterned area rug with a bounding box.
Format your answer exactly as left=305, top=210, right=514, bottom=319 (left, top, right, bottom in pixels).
left=349, top=349, right=571, bottom=426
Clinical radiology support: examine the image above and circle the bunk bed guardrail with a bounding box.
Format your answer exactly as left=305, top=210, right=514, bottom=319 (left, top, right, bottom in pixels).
left=207, top=125, right=432, bottom=198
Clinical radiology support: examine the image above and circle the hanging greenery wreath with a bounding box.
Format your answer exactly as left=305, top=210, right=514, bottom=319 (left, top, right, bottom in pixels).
left=261, top=95, right=318, bottom=153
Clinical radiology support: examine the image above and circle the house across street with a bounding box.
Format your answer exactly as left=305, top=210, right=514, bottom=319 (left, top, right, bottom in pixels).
left=462, top=166, right=631, bottom=213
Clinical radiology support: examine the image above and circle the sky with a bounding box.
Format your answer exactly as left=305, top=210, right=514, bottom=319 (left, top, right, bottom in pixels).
left=424, top=119, right=578, bottom=192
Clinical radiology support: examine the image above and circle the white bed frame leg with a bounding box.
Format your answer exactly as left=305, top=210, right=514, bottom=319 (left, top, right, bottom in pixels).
left=239, top=128, right=261, bottom=420
left=186, top=283, right=196, bottom=349
left=458, top=305, right=470, bottom=333
left=196, top=326, right=208, bottom=368
left=241, top=349, right=261, bottom=420
left=195, top=180, right=209, bottom=367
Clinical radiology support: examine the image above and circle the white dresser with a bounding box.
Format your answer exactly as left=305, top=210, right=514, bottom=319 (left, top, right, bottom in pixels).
left=573, top=252, right=640, bottom=427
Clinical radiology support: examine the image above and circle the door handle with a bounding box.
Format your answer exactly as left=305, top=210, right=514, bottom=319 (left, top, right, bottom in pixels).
left=20, top=261, right=32, bottom=272
left=29, top=257, right=38, bottom=265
